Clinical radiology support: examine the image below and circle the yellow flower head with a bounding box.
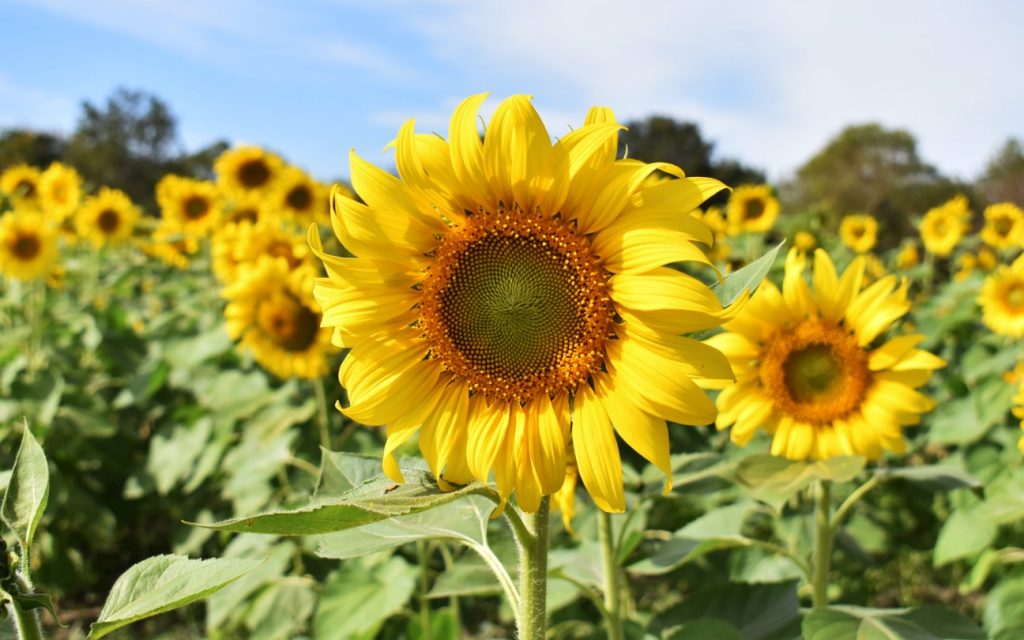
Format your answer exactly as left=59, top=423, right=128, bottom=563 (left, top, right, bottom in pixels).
left=977, top=247, right=998, bottom=271
left=311, top=94, right=744, bottom=513
left=954, top=253, right=977, bottom=282
left=840, top=214, right=878, bottom=254
left=142, top=222, right=200, bottom=270
left=222, top=191, right=273, bottom=228
left=707, top=248, right=944, bottom=460
left=895, top=243, right=920, bottom=270
left=38, top=163, right=83, bottom=221
left=920, top=195, right=971, bottom=257
left=1, top=164, right=42, bottom=207
left=727, top=185, right=779, bottom=234
left=0, top=208, right=60, bottom=281
left=156, top=175, right=223, bottom=236
left=979, top=255, right=1024, bottom=337
left=232, top=219, right=317, bottom=277
left=794, top=231, right=817, bottom=252
left=1013, top=379, right=1024, bottom=455
left=702, top=206, right=728, bottom=236
left=550, top=457, right=579, bottom=533
left=273, top=166, right=330, bottom=227
left=223, top=259, right=338, bottom=379
left=981, top=202, right=1024, bottom=250
left=76, top=187, right=140, bottom=248
left=215, top=146, right=284, bottom=196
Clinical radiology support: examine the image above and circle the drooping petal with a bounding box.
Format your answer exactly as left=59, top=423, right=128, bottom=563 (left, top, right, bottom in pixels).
left=572, top=383, right=625, bottom=512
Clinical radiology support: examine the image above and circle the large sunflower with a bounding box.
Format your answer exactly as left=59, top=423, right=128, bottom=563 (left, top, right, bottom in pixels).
left=839, top=214, right=878, bottom=254
left=978, top=254, right=1024, bottom=337
left=156, top=175, right=222, bottom=236
left=0, top=164, right=42, bottom=207
left=707, top=248, right=944, bottom=460
left=224, top=259, right=337, bottom=379
left=0, top=208, right=59, bottom=281
left=215, top=146, right=284, bottom=196
left=38, top=163, right=83, bottom=221
left=920, top=195, right=970, bottom=257
left=273, top=166, right=329, bottom=227
left=76, top=187, right=140, bottom=247
left=310, top=94, right=742, bottom=513
left=980, top=203, right=1024, bottom=250
left=727, top=185, right=779, bottom=235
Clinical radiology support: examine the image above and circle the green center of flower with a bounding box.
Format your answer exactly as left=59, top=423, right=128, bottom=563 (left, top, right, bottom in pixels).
left=995, top=216, right=1014, bottom=237
left=230, top=207, right=259, bottom=225
left=744, top=198, right=765, bottom=221
left=16, top=180, right=36, bottom=197
left=97, top=209, right=120, bottom=234
left=184, top=196, right=210, bottom=220
left=12, top=233, right=41, bottom=260
left=258, top=293, right=319, bottom=352
left=238, top=160, right=271, bottom=189
left=1006, top=285, right=1024, bottom=310
left=783, top=345, right=842, bottom=402
left=286, top=185, right=313, bottom=211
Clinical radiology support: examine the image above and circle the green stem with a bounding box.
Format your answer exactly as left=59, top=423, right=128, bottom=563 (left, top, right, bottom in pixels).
left=598, top=511, right=624, bottom=640
left=313, top=377, right=332, bottom=450
left=812, top=479, right=832, bottom=609
left=518, top=498, right=550, bottom=640
left=9, top=573, right=44, bottom=640
left=830, top=474, right=881, bottom=532
left=417, top=541, right=432, bottom=640
left=437, top=544, right=461, bottom=629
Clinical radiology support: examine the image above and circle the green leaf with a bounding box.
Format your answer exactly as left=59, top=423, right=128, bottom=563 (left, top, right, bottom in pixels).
left=314, top=451, right=398, bottom=501
left=1, top=426, right=49, bottom=554
left=629, top=536, right=752, bottom=576
left=877, top=465, right=981, bottom=490
left=87, top=554, right=262, bottom=640
left=934, top=509, right=998, bottom=566
left=930, top=379, right=1015, bottom=446
left=666, top=618, right=742, bottom=640
left=9, top=590, right=59, bottom=624
left=199, top=471, right=495, bottom=536
left=650, top=580, right=800, bottom=640
left=734, top=455, right=865, bottom=509
left=802, top=605, right=986, bottom=640
left=244, top=581, right=317, bottom=640
left=983, top=574, right=1024, bottom=640
left=428, top=557, right=505, bottom=599
left=712, top=241, right=784, bottom=306
left=314, top=557, right=417, bottom=639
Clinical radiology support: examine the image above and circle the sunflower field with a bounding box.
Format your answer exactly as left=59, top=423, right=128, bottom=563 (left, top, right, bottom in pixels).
left=0, top=93, right=1023, bottom=640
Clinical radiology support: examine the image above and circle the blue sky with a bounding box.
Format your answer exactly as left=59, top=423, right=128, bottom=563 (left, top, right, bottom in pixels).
left=2, top=0, right=1022, bottom=183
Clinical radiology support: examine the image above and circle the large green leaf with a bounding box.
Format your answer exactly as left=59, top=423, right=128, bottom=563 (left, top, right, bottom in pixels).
left=877, top=465, right=981, bottom=490
left=734, top=455, right=865, bottom=509
left=803, top=605, right=986, bottom=640
left=930, top=379, right=1015, bottom=446
left=197, top=470, right=496, bottom=536
left=314, top=450, right=404, bottom=501
left=87, top=554, right=262, bottom=639
left=983, top=574, right=1024, bottom=640
left=1, top=426, right=49, bottom=554
left=314, top=557, right=417, bottom=639
left=934, top=509, right=997, bottom=566
left=650, top=580, right=800, bottom=640
left=712, top=241, right=784, bottom=306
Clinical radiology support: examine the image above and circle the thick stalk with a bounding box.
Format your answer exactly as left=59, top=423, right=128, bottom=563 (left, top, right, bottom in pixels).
left=811, top=479, right=832, bottom=609
left=518, top=498, right=550, bottom=640
left=598, top=511, right=624, bottom=640
left=10, top=573, right=44, bottom=640
left=417, top=541, right=433, bottom=640
left=312, top=377, right=332, bottom=450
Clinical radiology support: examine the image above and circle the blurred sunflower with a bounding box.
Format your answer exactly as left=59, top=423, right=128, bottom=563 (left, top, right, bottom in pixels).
left=215, top=146, right=284, bottom=196
left=142, top=222, right=200, bottom=270
left=1014, top=382, right=1024, bottom=455
left=0, top=208, right=59, bottom=281
left=224, top=259, right=337, bottom=379
left=977, top=247, right=998, bottom=271
left=794, top=231, right=817, bottom=252
left=222, top=192, right=271, bottom=227
left=895, top=243, right=920, bottom=269
left=979, top=255, right=1024, bottom=337
left=707, top=248, right=944, bottom=460
left=0, top=164, right=42, bottom=207
left=234, top=219, right=317, bottom=276
left=980, top=203, right=1024, bottom=250
left=273, top=166, right=329, bottom=226
left=696, top=207, right=729, bottom=262
left=38, top=163, right=83, bottom=221
left=76, top=187, right=140, bottom=247
left=156, top=175, right=222, bottom=236
left=550, top=455, right=579, bottom=532
left=954, top=253, right=978, bottom=282
left=920, top=195, right=970, bottom=257
left=311, top=94, right=742, bottom=513
left=727, top=185, right=779, bottom=234
left=839, top=214, right=878, bottom=254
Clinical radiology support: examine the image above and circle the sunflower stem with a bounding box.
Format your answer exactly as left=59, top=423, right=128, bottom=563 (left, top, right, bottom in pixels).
left=312, top=377, right=332, bottom=450
left=9, top=572, right=44, bottom=640
left=598, top=511, right=624, bottom=640
left=417, top=540, right=433, bottom=640
left=812, top=479, right=832, bottom=609
left=518, top=497, right=550, bottom=640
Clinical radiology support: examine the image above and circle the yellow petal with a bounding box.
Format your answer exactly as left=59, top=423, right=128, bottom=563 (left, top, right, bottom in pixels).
left=596, top=374, right=672, bottom=493
left=572, top=383, right=625, bottom=512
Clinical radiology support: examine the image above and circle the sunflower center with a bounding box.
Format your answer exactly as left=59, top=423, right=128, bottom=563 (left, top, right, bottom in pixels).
left=12, top=233, right=41, bottom=260
left=267, top=241, right=301, bottom=269
left=230, top=208, right=259, bottom=225
left=1005, top=284, right=1024, bottom=311
left=238, top=160, right=271, bottom=189
left=995, top=217, right=1014, bottom=236
left=933, top=218, right=949, bottom=235
left=851, top=225, right=865, bottom=239
left=257, top=293, right=320, bottom=352
left=744, top=198, right=765, bottom=221
left=97, top=209, right=121, bottom=233
left=760, top=319, right=870, bottom=423
left=421, top=209, right=613, bottom=402
left=286, top=185, right=313, bottom=211
left=184, top=196, right=210, bottom=220
left=16, top=180, right=36, bottom=197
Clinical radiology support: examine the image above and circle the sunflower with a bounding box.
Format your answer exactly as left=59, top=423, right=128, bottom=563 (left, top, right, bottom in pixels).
left=895, top=243, right=920, bottom=270
left=794, top=231, right=817, bottom=252
left=839, top=214, right=878, bottom=254
left=76, top=187, right=140, bottom=247
left=156, top=175, right=222, bottom=236
left=1014, top=381, right=1024, bottom=455
left=142, top=222, right=200, bottom=270
left=215, top=146, right=284, bottom=196
left=222, top=192, right=272, bottom=227
left=0, top=164, right=42, bottom=207
left=0, top=208, right=59, bottom=281
left=981, top=203, right=1024, bottom=250
left=551, top=457, right=579, bottom=532
left=232, top=219, right=317, bottom=277
left=224, top=258, right=337, bottom=379
left=978, top=255, right=1024, bottom=337
left=978, top=247, right=998, bottom=271
left=273, top=166, right=329, bottom=226
left=310, top=94, right=743, bottom=513
left=727, top=185, right=779, bottom=235
left=954, top=253, right=978, bottom=282
left=707, top=248, right=944, bottom=460
left=38, top=163, right=83, bottom=221
left=695, top=207, right=729, bottom=262
left=920, top=195, right=970, bottom=257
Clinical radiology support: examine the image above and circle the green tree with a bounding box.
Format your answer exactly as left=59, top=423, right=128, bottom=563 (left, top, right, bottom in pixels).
left=0, top=129, right=66, bottom=170
left=783, top=124, right=968, bottom=245
left=977, top=138, right=1024, bottom=206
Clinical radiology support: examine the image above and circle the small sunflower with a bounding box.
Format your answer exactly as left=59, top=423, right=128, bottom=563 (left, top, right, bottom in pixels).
left=895, top=243, right=920, bottom=270
left=0, top=164, right=42, bottom=207
left=981, top=203, right=1024, bottom=250
left=224, top=259, right=337, bottom=379
left=978, top=247, right=998, bottom=271
left=76, top=187, right=140, bottom=247
left=222, top=192, right=272, bottom=228
left=233, top=219, right=317, bottom=276
left=215, top=146, right=284, bottom=196
left=708, top=248, right=944, bottom=460
left=156, top=175, right=222, bottom=236
left=38, top=163, right=83, bottom=221
left=954, top=253, right=978, bottom=282
left=311, top=94, right=742, bottom=513
left=727, top=185, right=779, bottom=234
left=273, top=166, right=329, bottom=226
left=839, top=214, right=878, bottom=254
left=142, top=222, right=200, bottom=270
left=0, top=208, right=59, bottom=281
left=979, top=255, right=1024, bottom=337
left=1014, top=381, right=1024, bottom=455
left=920, top=195, right=971, bottom=257
left=794, top=231, right=817, bottom=252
